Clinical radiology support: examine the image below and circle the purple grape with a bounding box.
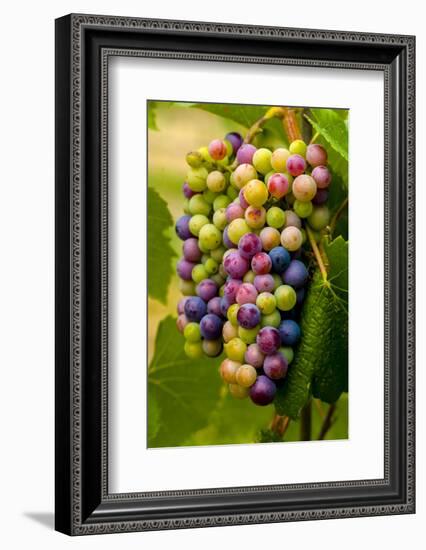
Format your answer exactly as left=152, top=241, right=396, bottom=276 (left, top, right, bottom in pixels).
left=263, top=352, right=288, bottom=380
left=236, top=143, right=257, bottom=165
left=244, top=343, right=265, bottom=368
left=251, top=252, right=272, bottom=275
left=177, top=297, right=188, bottom=315
left=237, top=303, right=261, bottom=329
left=182, top=181, right=196, bottom=199
left=223, top=226, right=234, bottom=249
left=236, top=282, right=258, bottom=305
left=175, top=215, right=192, bottom=240
left=225, top=132, right=243, bottom=155
left=196, top=279, right=218, bottom=301
left=238, top=233, right=262, bottom=259
left=268, top=246, right=291, bottom=274
left=286, top=154, right=306, bottom=177
left=184, top=296, right=207, bottom=322
left=312, top=165, right=332, bottom=189
left=256, top=326, right=281, bottom=355
left=176, top=259, right=195, bottom=281
left=239, top=188, right=249, bottom=209
left=253, top=274, right=275, bottom=293
left=223, top=251, right=250, bottom=279
left=278, top=319, right=301, bottom=346
left=207, top=296, right=223, bottom=317
left=282, top=260, right=309, bottom=289
left=183, top=237, right=202, bottom=262
left=200, top=314, right=223, bottom=340
left=226, top=203, right=244, bottom=222
left=224, top=278, right=242, bottom=303
left=249, top=375, right=276, bottom=406
left=312, top=188, right=329, bottom=205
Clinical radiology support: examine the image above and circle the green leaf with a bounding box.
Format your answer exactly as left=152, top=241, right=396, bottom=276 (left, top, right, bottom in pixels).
left=148, top=316, right=223, bottom=447
left=275, top=237, right=348, bottom=418
left=306, top=108, right=349, bottom=161
left=147, top=187, right=176, bottom=304
left=190, top=103, right=268, bottom=129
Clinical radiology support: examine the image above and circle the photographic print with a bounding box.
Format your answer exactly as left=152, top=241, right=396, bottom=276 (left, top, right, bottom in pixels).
left=147, top=101, right=349, bottom=448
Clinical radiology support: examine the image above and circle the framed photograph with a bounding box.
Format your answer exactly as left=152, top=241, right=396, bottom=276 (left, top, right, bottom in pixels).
left=55, top=14, right=415, bottom=535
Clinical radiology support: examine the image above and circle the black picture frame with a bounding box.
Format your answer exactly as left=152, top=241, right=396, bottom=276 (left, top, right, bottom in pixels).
left=55, top=13, right=415, bottom=536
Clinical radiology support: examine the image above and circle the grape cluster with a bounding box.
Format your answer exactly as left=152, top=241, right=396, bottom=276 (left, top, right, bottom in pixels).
left=175, top=132, right=331, bottom=406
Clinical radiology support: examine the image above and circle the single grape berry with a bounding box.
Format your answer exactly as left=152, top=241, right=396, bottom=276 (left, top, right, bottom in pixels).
left=175, top=215, right=192, bottom=240
left=186, top=150, right=204, bottom=168
left=182, top=181, right=196, bottom=199
left=233, top=163, right=258, bottom=189
left=236, top=364, right=258, bottom=387
left=227, top=303, right=240, bottom=326
left=225, top=132, right=243, bottom=154
left=208, top=139, right=227, bottom=161
left=243, top=179, right=268, bottom=207
left=224, top=337, right=247, bottom=362
left=183, top=237, right=202, bottom=263
left=259, top=227, right=281, bottom=251
left=237, top=303, right=261, bottom=329
left=271, top=148, right=290, bottom=172
left=280, top=226, right=303, bottom=251
left=267, top=173, right=290, bottom=199
left=179, top=279, right=196, bottom=296
left=243, top=270, right=256, bottom=284
left=191, top=264, right=209, bottom=284
left=306, top=143, right=327, bottom=167
left=184, top=322, right=202, bottom=343
left=188, top=214, right=209, bottom=237
left=279, top=319, right=301, bottom=346
left=238, top=325, right=259, bottom=346
left=226, top=202, right=244, bottom=223
left=177, top=297, right=188, bottom=315
left=202, top=339, right=223, bottom=357
left=312, top=165, right=332, bottom=189
left=238, top=233, right=263, bottom=259
left=196, top=279, right=218, bottom=301
left=266, top=206, right=286, bottom=229
left=260, top=310, right=281, bottom=328
left=198, top=223, right=222, bottom=251
left=200, top=313, right=223, bottom=340
left=223, top=320, right=239, bottom=342
left=269, top=246, right=291, bottom=274
left=207, top=296, right=223, bottom=317
left=293, top=199, right=313, bottom=218
left=227, top=218, right=251, bottom=245
left=184, top=341, right=204, bottom=358
left=253, top=274, right=275, bottom=293
left=256, top=326, right=281, bottom=355
left=252, top=148, right=272, bottom=175
left=239, top=188, right=249, bottom=209
left=213, top=194, right=231, bottom=211
left=213, top=208, right=227, bottom=231
left=245, top=206, right=266, bottom=229
left=280, top=346, right=294, bottom=364
left=289, top=139, right=307, bottom=157
left=251, top=252, right=272, bottom=275
left=236, top=143, right=257, bottom=165
left=274, top=285, right=297, bottom=311
left=256, top=292, right=276, bottom=315
left=249, top=375, right=276, bottom=406
left=292, top=175, right=317, bottom=202
left=224, top=278, right=242, bottom=303
left=307, top=205, right=331, bottom=231
left=312, top=188, right=329, bottom=205
left=263, top=352, right=288, bottom=379
left=220, top=358, right=241, bottom=383
left=177, top=259, right=195, bottom=281
left=236, top=283, right=258, bottom=305
left=187, top=166, right=208, bottom=192
left=184, top=296, right=207, bottom=322
left=284, top=210, right=302, bottom=229
left=282, top=260, right=309, bottom=289
left=286, top=154, right=306, bottom=176
left=207, top=170, right=227, bottom=193
left=244, top=343, right=265, bottom=368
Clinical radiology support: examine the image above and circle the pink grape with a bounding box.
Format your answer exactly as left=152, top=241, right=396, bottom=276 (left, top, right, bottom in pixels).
left=286, top=154, right=306, bottom=176
left=253, top=274, right=275, bottom=293
left=183, top=237, right=202, bottom=262
left=244, top=343, right=265, bottom=368
left=236, top=283, right=258, bottom=305
left=238, top=233, right=263, bottom=259
left=312, top=165, right=332, bottom=189
left=267, top=173, right=290, bottom=199
left=236, top=143, right=257, bottom=165
left=239, top=188, right=249, bottom=209
left=251, top=252, right=272, bottom=275
left=306, top=144, right=327, bottom=167
left=226, top=202, right=245, bottom=222
left=256, top=326, right=281, bottom=355
left=208, top=139, right=227, bottom=160
left=223, top=278, right=242, bottom=303
left=263, top=352, right=288, bottom=379
left=177, top=259, right=195, bottom=280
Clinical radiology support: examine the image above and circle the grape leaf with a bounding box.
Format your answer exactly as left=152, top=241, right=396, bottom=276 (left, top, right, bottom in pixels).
left=148, top=316, right=223, bottom=447
left=275, top=237, right=348, bottom=418
left=190, top=103, right=268, bottom=129
left=306, top=108, right=349, bottom=161
left=147, top=186, right=177, bottom=304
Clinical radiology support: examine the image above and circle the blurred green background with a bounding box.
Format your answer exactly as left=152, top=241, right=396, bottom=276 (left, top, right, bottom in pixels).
left=147, top=101, right=348, bottom=448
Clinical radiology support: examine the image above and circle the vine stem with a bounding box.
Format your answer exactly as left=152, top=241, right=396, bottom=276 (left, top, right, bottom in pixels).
left=329, top=197, right=349, bottom=236
left=318, top=403, right=336, bottom=440
left=306, top=226, right=328, bottom=282
left=270, top=413, right=291, bottom=437
left=300, top=400, right=312, bottom=441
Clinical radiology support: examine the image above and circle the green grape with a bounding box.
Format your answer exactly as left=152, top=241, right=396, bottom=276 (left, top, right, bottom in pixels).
left=272, top=273, right=282, bottom=290
left=198, top=224, right=222, bottom=250
left=228, top=218, right=250, bottom=244
left=260, top=309, right=281, bottom=328
left=189, top=194, right=211, bottom=216
left=184, top=340, right=204, bottom=358
left=224, top=337, right=247, bottom=362
left=179, top=279, right=196, bottom=296
left=211, top=273, right=225, bottom=287
left=213, top=194, right=231, bottom=211
left=198, top=146, right=213, bottom=162
left=307, top=205, right=331, bottom=231
left=274, top=285, right=297, bottom=311
left=252, top=148, right=272, bottom=175
left=256, top=292, right=277, bottom=315
left=192, top=264, right=209, bottom=283
left=244, top=179, right=268, bottom=207
left=203, top=188, right=219, bottom=205
left=205, top=257, right=219, bottom=274
left=293, top=199, right=313, bottom=218
left=184, top=322, right=202, bottom=342
left=188, top=214, right=209, bottom=237
left=227, top=185, right=239, bottom=201
left=227, top=303, right=240, bottom=326
left=210, top=245, right=226, bottom=263
left=238, top=325, right=260, bottom=344
left=213, top=208, right=227, bottom=231
left=207, top=170, right=227, bottom=192
left=243, top=270, right=256, bottom=284
left=266, top=206, right=286, bottom=228
left=187, top=166, right=208, bottom=192
left=186, top=150, right=204, bottom=167
left=289, top=139, right=307, bottom=158
left=280, top=346, right=294, bottom=364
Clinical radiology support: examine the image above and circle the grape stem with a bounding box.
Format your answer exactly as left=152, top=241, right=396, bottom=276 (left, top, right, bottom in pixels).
left=329, top=197, right=349, bottom=236
left=282, top=107, right=302, bottom=142
left=317, top=403, right=336, bottom=440
left=270, top=413, right=291, bottom=437
left=309, top=131, right=320, bottom=144
left=306, top=226, right=328, bottom=282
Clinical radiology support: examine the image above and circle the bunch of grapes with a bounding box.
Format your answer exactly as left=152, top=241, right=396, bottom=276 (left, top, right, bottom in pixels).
left=175, top=131, right=331, bottom=406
